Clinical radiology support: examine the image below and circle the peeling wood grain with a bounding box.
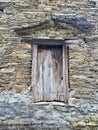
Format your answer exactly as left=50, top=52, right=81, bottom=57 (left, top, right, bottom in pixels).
left=31, top=45, right=69, bottom=103
left=63, top=45, right=69, bottom=103
left=31, top=45, right=38, bottom=102
left=37, top=46, right=63, bottom=102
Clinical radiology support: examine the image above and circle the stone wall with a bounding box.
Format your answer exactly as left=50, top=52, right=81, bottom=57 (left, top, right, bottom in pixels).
left=0, top=0, right=98, bottom=129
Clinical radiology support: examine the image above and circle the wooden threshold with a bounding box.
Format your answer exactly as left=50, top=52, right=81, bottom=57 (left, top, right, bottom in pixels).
left=32, top=101, right=66, bottom=106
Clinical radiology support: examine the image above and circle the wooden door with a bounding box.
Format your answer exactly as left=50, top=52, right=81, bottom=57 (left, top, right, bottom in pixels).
left=31, top=45, right=68, bottom=103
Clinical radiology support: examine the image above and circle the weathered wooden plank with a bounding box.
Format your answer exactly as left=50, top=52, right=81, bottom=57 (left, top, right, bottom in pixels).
left=65, top=39, right=84, bottom=45
left=23, top=39, right=64, bottom=46
left=51, top=46, right=62, bottom=101
left=31, top=45, right=38, bottom=102
left=32, top=101, right=65, bottom=106
left=37, top=50, right=43, bottom=101
left=63, top=45, right=69, bottom=103
left=31, top=44, right=69, bottom=103
left=51, top=47, right=62, bottom=101
left=37, top=47, right=52, bottom=101
left=42, top=51, right=52, bottom=101
left=22, top=38, right=84, bottom=46
left=65, top=46, right=69, bottom=103
left=36, top=46, right=63, bottom=102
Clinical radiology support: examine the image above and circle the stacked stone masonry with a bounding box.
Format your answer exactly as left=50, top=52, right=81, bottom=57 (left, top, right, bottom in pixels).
left=0, top=0, right=98, bottom=129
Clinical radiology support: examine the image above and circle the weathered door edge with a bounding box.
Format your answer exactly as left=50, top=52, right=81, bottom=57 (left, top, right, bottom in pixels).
left=63, top=45, right=69, bottom=103
left=31, top=45, right=38, bottom=102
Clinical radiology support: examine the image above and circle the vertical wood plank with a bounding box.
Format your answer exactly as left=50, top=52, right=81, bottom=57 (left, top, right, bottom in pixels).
left=37, top=50, right=43, bottom=101
left=52, top=46, right=62, bottom=101
left=31, top=45, right=38, bottom=102
left=39, top=51, right=43, bottom=101
left=63, top=45, right=69, bottom=103
left=42, top=50, right=53, bottom=101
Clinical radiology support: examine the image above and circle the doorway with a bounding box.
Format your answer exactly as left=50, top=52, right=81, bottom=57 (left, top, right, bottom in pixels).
left=31, top=39, right=69, bottom=103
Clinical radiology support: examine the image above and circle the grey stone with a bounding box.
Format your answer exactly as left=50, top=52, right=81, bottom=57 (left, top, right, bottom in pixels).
left=52, top=16, right=94, bottom=33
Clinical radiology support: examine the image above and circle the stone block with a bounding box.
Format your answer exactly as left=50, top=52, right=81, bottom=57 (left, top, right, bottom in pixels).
left=44, top=6, right=52, bottom=11
left=18, top=43, right=31, bottom=49
left=12, top=85, right=28, bottom=93
left=0, top=68, right=15, bottom=73
left=16, top=73, right=31, bottom=79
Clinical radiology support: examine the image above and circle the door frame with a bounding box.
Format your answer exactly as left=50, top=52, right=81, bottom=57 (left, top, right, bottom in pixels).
left=30, top=39, right=69, bottom=103
left=22, top=38, right=84, bottom=103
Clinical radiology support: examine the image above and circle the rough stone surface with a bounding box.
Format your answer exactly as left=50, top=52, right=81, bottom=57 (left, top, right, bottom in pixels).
left=0, top=0, right=98, bottom=129
left=1, top=90, right=98, bottom=130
